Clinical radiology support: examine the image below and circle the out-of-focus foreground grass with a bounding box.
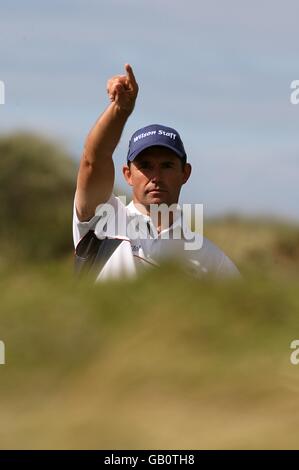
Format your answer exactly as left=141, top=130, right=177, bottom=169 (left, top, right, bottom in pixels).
left=0, top=133, right=299, bottom=449
left=0, top=258, right=299, bottom=449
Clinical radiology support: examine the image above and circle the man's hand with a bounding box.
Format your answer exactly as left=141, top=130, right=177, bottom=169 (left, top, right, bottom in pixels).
left=107, top=64, right=138, bottom=114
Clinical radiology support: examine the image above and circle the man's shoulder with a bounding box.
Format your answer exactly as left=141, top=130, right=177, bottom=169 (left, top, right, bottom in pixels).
left=186, top=233, right=240, bottom=277
left=73, top=193, right=127, bottom=247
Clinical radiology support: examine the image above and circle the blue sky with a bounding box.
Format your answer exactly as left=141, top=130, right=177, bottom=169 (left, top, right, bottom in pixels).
left=0, top=0, right=298, bottom=220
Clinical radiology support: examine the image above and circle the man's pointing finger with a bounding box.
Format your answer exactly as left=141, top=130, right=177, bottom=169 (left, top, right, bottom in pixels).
left=125, top=63, right=137, bottom=86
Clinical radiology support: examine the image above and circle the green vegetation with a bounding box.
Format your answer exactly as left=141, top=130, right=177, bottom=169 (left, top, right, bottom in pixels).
left=0, top=132, right=76, bottom=262
left=0, top=132, right=298, bottom=449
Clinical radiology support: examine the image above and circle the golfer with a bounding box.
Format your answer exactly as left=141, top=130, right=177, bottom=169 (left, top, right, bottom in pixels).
left=73, top=64, right=239, bottom=281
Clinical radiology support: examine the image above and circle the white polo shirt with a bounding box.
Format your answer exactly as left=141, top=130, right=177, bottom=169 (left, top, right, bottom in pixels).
left=73, top=194, right=240, bottom=281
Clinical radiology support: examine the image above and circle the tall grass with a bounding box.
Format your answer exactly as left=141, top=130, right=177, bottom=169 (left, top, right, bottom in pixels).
left=0, top=257, right=299, bottom=449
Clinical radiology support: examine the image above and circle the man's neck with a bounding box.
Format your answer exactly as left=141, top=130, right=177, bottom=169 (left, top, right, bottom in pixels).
left=132, top=199, right=176, bottom=233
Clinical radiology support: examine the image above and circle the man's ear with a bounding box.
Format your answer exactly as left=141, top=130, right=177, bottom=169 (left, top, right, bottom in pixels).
left=182, top=163, right=192, bottom=184
left=122, top=164, right=133, bottom=186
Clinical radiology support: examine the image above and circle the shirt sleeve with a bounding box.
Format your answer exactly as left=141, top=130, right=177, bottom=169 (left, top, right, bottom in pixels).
left=72, top=193, right=120, bottom=248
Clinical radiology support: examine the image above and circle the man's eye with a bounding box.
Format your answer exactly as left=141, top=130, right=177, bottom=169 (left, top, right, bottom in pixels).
left=162, top=163, right=173, bottom=168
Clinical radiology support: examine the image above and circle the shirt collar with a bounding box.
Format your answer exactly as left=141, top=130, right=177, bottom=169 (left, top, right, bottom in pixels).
left=126, top=200, right=190, bottom=237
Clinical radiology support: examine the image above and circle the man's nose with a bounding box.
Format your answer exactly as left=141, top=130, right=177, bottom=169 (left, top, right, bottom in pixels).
left=150, top=166, right=162, bottom=182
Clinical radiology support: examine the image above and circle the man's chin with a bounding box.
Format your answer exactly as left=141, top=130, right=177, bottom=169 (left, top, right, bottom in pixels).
left=146, top=193, right=169, bottom=205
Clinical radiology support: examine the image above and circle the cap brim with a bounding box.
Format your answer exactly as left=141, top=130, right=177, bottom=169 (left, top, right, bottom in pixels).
left=127, top=142, right=185, bottom=162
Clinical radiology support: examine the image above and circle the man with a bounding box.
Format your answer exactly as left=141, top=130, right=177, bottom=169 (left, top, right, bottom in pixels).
left=73, top=64, right=239, bottom=281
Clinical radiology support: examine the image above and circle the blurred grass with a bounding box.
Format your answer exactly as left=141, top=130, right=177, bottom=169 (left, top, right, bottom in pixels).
left=0, top=132, right=76, bottom=262
left=0, top=258, right=299, bottom=449
left=0, top=132, right=299, bottom=449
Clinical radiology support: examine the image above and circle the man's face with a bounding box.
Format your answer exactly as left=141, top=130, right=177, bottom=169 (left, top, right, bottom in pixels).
left=123, top=146, right=191, bottom=208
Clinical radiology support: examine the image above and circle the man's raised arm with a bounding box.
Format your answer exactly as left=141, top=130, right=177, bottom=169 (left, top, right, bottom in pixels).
left=75, top=64, right=138, bottom=221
